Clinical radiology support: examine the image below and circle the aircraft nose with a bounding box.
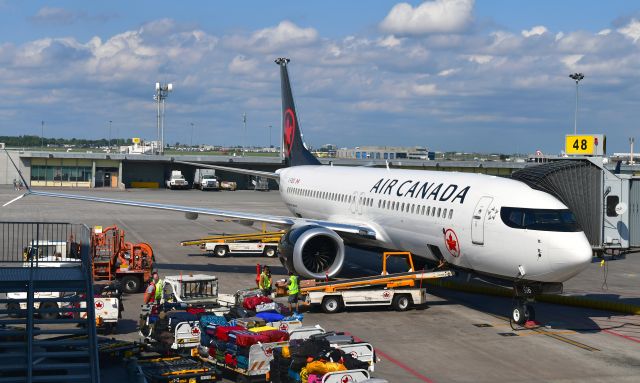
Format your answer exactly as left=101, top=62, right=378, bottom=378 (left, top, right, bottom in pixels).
left=548, top=233, right=592, bottom=282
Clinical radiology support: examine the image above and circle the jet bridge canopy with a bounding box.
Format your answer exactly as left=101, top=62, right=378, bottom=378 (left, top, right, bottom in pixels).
left=511, top=160, right=603, bottom=247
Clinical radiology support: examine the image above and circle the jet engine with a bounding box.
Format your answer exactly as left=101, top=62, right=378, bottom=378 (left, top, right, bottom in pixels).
left=278, top=225, right=345, bottom=279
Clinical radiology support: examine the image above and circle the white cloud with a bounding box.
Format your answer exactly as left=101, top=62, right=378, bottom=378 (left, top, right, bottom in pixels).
left=438, top=68, right=459, bottom=76
left=31, top=7, right=77, bottom=24
left=618, top=18, right=640, bottom=42
left=466, top=54, right=493, bottom=64
left=597, top=29, right=611, bottom=36
left=380, top=0, right=474, bottom=35
left=555, top=31, right=564, bottom=41
left=228, top=55, right=258, bottom=74
left=561, top=54, right=583, bottom=67
left=522, top=25, right=548, bottom=38
left=378, top=35, right=402, bottom=48
left=413, top=83, right=439, bottom=95
left=245, top=21, right=318, bottom=52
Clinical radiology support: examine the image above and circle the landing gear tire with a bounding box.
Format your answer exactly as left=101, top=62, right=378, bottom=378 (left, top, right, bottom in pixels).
left=321, top=296, right=342, bottom=314
left=121, top=275, right=141, bottom=294
left=263, top=247, right=277, bottom=258
left=214, top=246, right=229, bottom=258
left=39, top=302, right=59, bottom=320
left=511, top=304, right=528, bottom=326
left=6, top=302, right=21, bottom=318
left=526, top=304, right=536, bottom=321
left=392, top=294, right=412, bottom=311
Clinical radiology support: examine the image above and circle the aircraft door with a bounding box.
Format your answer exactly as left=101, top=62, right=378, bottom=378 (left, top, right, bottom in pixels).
left=471, top=196, right=493, bottom=245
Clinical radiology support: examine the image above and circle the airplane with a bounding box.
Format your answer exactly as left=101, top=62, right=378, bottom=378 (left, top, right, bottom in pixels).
left=4, top=57, right=593, bottom=325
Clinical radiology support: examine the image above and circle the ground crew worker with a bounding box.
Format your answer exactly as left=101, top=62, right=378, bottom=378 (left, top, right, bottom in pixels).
left=286, top=271, right=300, bottom=313
left=154, top=273, right=164, bottom=303
left=259, top=265, right=272, bottom=297
left=143, top=272, right=159, bottom=304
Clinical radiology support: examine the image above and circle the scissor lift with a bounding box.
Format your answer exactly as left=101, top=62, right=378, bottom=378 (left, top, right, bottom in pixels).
left=301, top=252, right=453, bottom=313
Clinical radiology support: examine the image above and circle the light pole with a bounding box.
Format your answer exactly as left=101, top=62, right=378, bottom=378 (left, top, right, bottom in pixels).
left=242, top=113, right=247, bottom=157
left=569, top=73, right=584, bottom=135
left=41, top=120, right=44, bottom=150
left=268, top=125, right=273, bottom=148
left=190, top=122, right=194, bottom=148
left=630, top=137, right=635, bottom=165
left=108, top=120, right=112, bottom=151
left=154, top=82, right=173, bottom=155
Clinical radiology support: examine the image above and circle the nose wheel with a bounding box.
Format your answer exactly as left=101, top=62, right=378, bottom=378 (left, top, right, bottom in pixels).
left=511, top=283, right=537, bottom=327
left=511, top=302, right=536, bottom=325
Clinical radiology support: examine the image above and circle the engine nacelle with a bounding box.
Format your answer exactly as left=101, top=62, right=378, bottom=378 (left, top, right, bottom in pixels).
left=278, top=225, right=345, bottom=279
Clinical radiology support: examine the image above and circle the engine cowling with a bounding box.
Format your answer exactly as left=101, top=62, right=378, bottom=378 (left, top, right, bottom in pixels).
left=278, top=225, right=345, bottom=279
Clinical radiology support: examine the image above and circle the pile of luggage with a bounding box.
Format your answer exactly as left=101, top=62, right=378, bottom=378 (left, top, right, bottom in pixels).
left=270, top=332, right=372, bottom=383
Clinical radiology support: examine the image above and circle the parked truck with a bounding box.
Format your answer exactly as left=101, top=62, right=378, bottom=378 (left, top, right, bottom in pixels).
left=193, top=169, right=220, bottom=191
left=166, top=170, right=189, bottom=190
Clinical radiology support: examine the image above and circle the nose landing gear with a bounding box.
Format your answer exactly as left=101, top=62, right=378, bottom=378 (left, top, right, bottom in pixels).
left=511, top=284, right=537, bottom=327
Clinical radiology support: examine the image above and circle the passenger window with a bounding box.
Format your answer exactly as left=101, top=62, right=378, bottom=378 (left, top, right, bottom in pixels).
left=437, top=207, right=441, bottom=217
left=432, top=207, right=436, bottom=217
left=448, top=209, right=453, bottom=219
left=426, top=206, right=430, bottom=215
left=442, top=208, right=447, bottom=218
left=606, top=195, right=619, bottom=217
left=401, top=202, right=405, bottom=211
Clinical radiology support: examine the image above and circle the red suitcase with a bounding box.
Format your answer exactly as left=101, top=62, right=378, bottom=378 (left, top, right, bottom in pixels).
left=215, top=326, right=244, bottom=342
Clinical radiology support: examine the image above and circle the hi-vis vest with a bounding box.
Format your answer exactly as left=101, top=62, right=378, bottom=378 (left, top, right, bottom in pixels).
left=260, top=272, right=271, bottom=289
left=154, top=279, right=164, bottom=301
left=288, top=275, right=299, bottom=295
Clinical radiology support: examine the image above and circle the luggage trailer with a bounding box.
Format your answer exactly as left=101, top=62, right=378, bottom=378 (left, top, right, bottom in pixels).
left=301, top=252, right=454, bottom=314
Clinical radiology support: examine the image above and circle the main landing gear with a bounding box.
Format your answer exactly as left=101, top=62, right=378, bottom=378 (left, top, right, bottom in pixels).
left=511, top=284, right=536, bottom=327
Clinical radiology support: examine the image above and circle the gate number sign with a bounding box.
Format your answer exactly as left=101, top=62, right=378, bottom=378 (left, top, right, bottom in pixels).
left=565, top=135, right=605, bottom=156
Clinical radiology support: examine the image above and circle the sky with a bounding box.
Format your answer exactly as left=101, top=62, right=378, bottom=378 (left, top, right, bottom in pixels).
left=0, top=0, right=639, bottom=154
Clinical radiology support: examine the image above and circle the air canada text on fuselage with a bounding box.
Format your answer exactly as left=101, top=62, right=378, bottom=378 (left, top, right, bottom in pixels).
left=370, top=178, right=470, bottom=204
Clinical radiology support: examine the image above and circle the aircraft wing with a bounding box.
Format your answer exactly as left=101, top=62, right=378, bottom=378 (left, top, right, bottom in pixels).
left=24, top=190, right=376, bottom=238
left=174, top=160, right=280, bottom=180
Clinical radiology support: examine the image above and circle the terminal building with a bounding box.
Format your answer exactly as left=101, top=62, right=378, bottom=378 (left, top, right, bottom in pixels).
left=336, top=146, right=435, bottom=161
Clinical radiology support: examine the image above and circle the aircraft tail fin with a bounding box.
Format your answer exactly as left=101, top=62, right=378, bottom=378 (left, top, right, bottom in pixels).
left=275, top=58, right=321, bottom=167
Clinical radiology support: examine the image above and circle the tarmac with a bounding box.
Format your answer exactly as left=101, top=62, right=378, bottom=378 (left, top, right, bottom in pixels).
left=1, top=186, right=639, bottom=382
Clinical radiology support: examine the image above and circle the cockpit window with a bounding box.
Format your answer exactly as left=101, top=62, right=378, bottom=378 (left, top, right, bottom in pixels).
left=501, top=207, right=581, bottom=232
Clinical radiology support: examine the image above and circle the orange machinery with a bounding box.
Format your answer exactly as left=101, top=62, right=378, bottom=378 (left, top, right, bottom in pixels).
left=91, top=225, right=154, bottom=294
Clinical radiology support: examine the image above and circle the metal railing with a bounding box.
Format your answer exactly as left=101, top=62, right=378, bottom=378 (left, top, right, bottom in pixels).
left=0, top=221, right=90, bottom=266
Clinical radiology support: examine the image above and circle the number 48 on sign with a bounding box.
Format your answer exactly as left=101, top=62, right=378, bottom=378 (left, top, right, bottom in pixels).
left=565, top=134, right=606, bottom=156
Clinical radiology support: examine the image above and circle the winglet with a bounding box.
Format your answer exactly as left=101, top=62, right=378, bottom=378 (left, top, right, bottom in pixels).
left=3, top=148, right=31, bottom=193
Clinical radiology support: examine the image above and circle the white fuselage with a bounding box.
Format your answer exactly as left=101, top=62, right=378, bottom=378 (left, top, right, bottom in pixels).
left=278, top=166, right=592, bottom=283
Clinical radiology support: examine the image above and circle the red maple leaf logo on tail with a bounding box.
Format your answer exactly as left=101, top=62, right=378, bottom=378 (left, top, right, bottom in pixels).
left=284, top=108, right=296, bottom=156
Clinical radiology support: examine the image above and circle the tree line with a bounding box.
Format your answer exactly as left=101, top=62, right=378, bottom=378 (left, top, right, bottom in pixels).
left=1, top=135, right=132, bottom=148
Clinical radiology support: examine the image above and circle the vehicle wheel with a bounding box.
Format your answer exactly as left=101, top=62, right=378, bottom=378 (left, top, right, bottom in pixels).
left=511, top=305, right=528, bottom=325
left=526, top=304, right=536, bottom=321
left=321, top=296, right=342, bottom=314
left=263, top=247, right=277, bottom=258
left=214, top=246, right=229, bottom=258
left=392, top=294, right=412, bottom=311
left=6, top=302, right=21, bottom=318
left=121, top=275, right=141, bottom=294
left=39, top=302, right=59, bottom=320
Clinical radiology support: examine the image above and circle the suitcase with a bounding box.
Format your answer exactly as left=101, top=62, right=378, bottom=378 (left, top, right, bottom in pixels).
left=255, top=302, right=278, bottom=313
left=236, top=316, right=266, bottom=329
left=215, top=325, right=244, bottom=342
left=255, top=312, right=285, bottom=322
left=243, top=296, right=272, bottom=310
left=259, top=329, right=289, bottom=342
left=248, top=326, right=276, bottom=333
left=323, top=334, right=354, bottom=345
left=224, top=353, right=237, bottom=367
left=231, top=330, right=270, bottom=347
left=200, top=315, right=228, bottom=328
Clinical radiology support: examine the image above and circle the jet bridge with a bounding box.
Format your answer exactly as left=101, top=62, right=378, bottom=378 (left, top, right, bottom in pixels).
left=512, top=157, right=638, bottom=255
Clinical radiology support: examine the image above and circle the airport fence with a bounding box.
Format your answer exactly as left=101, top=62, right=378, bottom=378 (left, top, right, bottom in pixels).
left=0, top=221, right=91, bottom=266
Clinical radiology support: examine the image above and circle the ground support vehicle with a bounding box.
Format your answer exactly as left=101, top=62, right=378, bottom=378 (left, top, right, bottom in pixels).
left=166, top=170, right=190, bottom=189
left=91, top=225, right=154, bottom=294
left=220, top=181, right=237, bottom=191
left=194, top=169, right=220, bottom=191
left=181, top=231, right=284, bottom=258
left=73, top=282, right=122, bottom=334
left=207, top=340, right=289, bottom=383
left=139, top=304, right=203, bottom=353
left=132, top=355, right=220, bottom=383
left=301, top=252, right=453, bottom=313
left=161, top=274, right=232, bottom=317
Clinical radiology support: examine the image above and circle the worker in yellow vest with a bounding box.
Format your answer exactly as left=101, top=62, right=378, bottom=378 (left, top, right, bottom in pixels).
left=285, top=271, right=300, bottom=313
left=259, top=265, right=272, bottom=297
left=154, top=273, right=164, bottom=303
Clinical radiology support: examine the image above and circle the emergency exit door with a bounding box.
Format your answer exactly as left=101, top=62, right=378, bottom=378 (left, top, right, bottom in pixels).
left=472, top=197, right=493, bottom=245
